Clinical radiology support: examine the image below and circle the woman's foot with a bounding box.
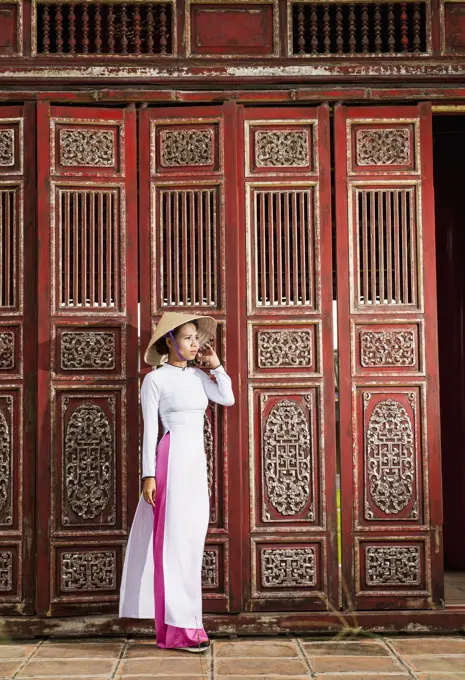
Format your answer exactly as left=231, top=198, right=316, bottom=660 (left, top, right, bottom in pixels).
left=182, top=640, right=210, bottom=653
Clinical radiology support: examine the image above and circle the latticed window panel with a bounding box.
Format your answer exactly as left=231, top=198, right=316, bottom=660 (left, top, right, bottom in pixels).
left=56, top=187, right=121, bottom=310
left=250, top=188, right=315, bottom=309
left=291, top=1, right=428, bottom=56
left=35, top=0, right=173, bottom=56
left=0, top=187, right=20, bottom=311
left=158, top=187, right=220, bottom=308
left=354, top=186, right=418, bottom=308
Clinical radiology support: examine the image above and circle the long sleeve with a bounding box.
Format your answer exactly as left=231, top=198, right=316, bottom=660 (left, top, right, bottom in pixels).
left=140, top=372, right=161, bottom=478
left=195, top=365, right=235, bottom=406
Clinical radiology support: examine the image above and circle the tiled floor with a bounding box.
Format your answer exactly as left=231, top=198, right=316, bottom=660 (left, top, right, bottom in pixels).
left=0, top=635, right=465, bottom=679
left=445, top=572, right=465, bottom=604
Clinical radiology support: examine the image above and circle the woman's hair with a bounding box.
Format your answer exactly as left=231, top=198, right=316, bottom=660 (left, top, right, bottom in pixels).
left=154, top=319, right=199, bottom=357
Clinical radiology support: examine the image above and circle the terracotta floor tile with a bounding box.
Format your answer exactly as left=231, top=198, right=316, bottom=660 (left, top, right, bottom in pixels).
left=310, top=655, right=403, bottom=673
left=118, top=657, right=211, bottom=676
left=406, top=655, right=465, bottom=672
left=16, top=658, right=116, bottom=677
left=124, top=641, right=206, bottom=658
left=302, top=641, right=389, bottom=656
left=389, top=637, right=465, bottom=656
left=416, top=674, right=465, bottom=679
left=215, top=657, right=308, bottom=676
left=214, top=640, right=300, bottom=657
left=216, top=677, right=310, bottom=680
left=115, top=677, right=205, bottom=680
left=314, top=675, right=409, bottom=680
left=0, top=660, right=24, bottom=678
left=0, top=645, right=37, bottom=659
left=34, top=642, right=124, bottom=659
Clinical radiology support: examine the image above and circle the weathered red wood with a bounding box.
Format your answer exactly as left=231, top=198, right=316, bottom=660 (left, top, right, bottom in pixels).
left=36, top=103, right=138, bottom=616
left=335, top=104, right=443, bottom=610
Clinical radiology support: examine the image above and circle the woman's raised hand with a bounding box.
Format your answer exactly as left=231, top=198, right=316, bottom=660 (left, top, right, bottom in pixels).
left=197, top=342, right=221, bottom=369
left=142, top=477, right=157, bottom=507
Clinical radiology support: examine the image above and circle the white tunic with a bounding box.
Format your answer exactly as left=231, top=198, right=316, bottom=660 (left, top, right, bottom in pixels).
left=119, top=363, right=234, bottom=623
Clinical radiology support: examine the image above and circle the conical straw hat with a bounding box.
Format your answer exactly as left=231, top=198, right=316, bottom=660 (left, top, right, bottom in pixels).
left=144, top=312, right=217, bottom=366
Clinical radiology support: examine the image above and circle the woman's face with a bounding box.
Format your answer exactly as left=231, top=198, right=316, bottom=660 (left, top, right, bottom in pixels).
left=168, top=322, right=200, bottom=361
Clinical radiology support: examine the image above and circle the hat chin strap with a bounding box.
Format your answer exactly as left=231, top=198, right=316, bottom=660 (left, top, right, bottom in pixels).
left=167, top=330, right=187, bottom=362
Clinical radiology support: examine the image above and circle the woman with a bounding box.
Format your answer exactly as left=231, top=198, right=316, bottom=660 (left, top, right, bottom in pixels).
left=119, top=312, right=235, bottom=652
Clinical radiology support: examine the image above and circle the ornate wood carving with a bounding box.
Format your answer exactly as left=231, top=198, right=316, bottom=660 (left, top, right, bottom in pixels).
left=0, top=130, right=14, bottom=167
left=261, top=547, right=317, bottom=588
left=62, top=400, right=115, bottom=523
left=160, top=129, right=213, bottom=167
left=0, top=550, right=12, bottom=591
left=61, top=332, right=115, bottom=371
left=257, top=329, right=312, bottom=368
left=203, top=411, right=216, bottom=523
left=355, top=128, right=410, bottom=166
left=365, top=545, right=421, bottom=585
left=262, top=398, right=313, bottom=520
left=0, top=402, right=12, bottom=525
left=0, top=333, right=14, bottom=370
left=201, top=549, right=218, bottom=588
left=61, top=551, right=117, bottom=591
left=365, top=398, right=415, bottom=517
left=360, top=330, right=415, bottom=367
left=255, top=130, right=308, bottom=168
left=59, top=129, right=115, bottom=167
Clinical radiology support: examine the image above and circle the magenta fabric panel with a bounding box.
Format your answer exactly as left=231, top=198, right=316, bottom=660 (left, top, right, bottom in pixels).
left=153, top=433, right=209, bottom=649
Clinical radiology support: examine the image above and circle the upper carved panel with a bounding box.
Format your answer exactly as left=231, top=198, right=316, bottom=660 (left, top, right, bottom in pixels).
left=356, top=128, right=411, bottom=166
left=255, top=130, right=309, bottom=168
left=257, top=329, right=312, bottom=369
left=59, top=129, right=115, bottom=168
left=160, top=129, right=213, bottom=167
left=361, top=329, right=416, bottom=367
left=0, top=332, right=14, bottom=370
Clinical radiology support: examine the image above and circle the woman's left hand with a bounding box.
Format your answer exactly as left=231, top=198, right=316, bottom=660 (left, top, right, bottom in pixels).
left=197, top=342, right=220, bottom=369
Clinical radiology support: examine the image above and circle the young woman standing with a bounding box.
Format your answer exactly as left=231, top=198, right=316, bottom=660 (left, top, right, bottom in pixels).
left=119, top=312, right=235, bottom=652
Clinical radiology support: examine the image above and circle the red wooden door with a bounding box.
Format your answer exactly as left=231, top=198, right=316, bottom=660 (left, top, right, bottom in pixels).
left=335, top=104, right=443, bottom=610
left=138, top=104, right=243, bottom=614
left=0, top=105, right=36, bottom=615
left=36, top=104, right=139, bottom=615
left=237, top=106, right=339, bottom=611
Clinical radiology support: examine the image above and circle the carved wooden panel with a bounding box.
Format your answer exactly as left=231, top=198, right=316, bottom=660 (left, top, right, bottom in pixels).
left=352, top=321, right=424, bottom=376
left=336, top=105, right=442, bottom=610
left=52, top=545, right=122, bottom=603
left=51, top=120, right=124, bottom=176
left=0, top=322, right=21, bottom=378
left=242, top=107, right=337, bottom=613
left=251, top=538, right=324, bottom=599
left=52, top=324, right=126, bottom=380
left=0, top=544, right=19, bottom=599
left=201, top=540, right=229, bottom=599
left=0, top=120, right=22, bottom=174
left=245, top=121, right=315, bottom=177
left=187, top=1, right=278, bottom=57
left=37, top=104, right=138, bottom=615
left=442, top=1, right=465, bottom=54
left=151, top=121, right=222, bottom=176
left=248, top=320, right=320, bottom=378
left=356, top=538, right=430, bottom=598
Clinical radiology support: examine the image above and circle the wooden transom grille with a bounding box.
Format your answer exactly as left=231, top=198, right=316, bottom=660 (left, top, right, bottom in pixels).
left=0, top=188, right=18, bottom=309
left=57, top=188, right=120, bottom=309
left=159, top=187, right=219, bottom=307
left=355, top=187, right=417, bottom=306
left=253, top=188, right=314, bottom=308
left=36, top=1, right=172, bottom=56
left=292, top=1, right=427, bottom=56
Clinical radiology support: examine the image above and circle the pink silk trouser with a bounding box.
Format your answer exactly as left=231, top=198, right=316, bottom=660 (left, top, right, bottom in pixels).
left=153, top=432, right=209, bottom=649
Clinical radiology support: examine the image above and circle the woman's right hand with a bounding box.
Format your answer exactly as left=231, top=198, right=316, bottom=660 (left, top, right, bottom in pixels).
left=142, top=477, right=157, bottom=507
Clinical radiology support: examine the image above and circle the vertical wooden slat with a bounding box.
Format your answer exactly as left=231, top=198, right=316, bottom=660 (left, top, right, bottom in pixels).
left=299, top=191, right=307, bottom=306
left=90, top=191, right=95, bottom=307
left=190, top=190, right=196, bottom=305
left=198, top=190, right=204, bottom=305
left=410, top=189, right=417, bottom=305
left=276, top=191, right=283, bottom=305
left=259, top=191, right=267, bottom=305
left=174, top=191, right=180, bottom=305
left=99, top=191, right=104, bottom=306
left=284, top=191, right=291, bottom=304
left=401, top=188, right=409, bottom=304
left=386, top=188, right=393, bottom=303
left=107, top=192, right=112, bottom=306
left=82, top=191, right=87, bottom=306
left=205, top=190, right=212, bottom=306
left=268, top=191, right=275, bottom=305
left=362, top=191, right=369, bottom=304
left=0, top=192, right=4, bottom=305
left=212, top=188, right=217, bottom=306
left=182, top=191, right=188, bottom=304
left=370, top=190, right=377, bottom=304
left=165, top=192, right=172, bottom=305
left=292, top=191, right=299, bottom=304
left=394, top=189, right=401, bottom=303
left=74, top=190, right=79, bottom=306
left=378, top=190, right=385, bottom=304
left=307, top=190, right=313, bottom=307
left=5, top=192, right=10, bottom=306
